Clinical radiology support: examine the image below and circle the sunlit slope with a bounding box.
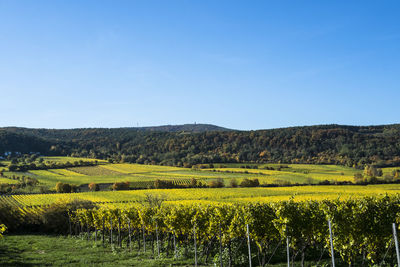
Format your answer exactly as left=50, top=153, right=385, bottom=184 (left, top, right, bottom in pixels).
left=2, top=157, right=398, bottom=188
left=3, top=184, right=400, bottom=207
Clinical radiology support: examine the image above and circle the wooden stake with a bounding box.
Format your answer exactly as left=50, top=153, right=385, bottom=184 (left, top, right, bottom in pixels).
left=219, top=223, right=223, bottom=267
left=102, top=217, right=105, bottom=245
left=246, top=224, right=252, bottom=267
left=286, top=235, right=290, bottom=267
left=173, top=232, right=177, bottom=259
left=393, top=223, right=400, bottom=267
left=110, top=217, right=113, bottom=244
left=328, top=220, right=335, bottom=267
left=194, top=224, right=197, bottom=266
left=142, top=224, right=146, bottom=252
left=156, top=223, right=160, bottom=257
left=128, top=219, right=132, bottom=251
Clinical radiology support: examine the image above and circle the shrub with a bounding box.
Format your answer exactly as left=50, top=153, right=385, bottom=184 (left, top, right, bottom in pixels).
left=208, top=178, right=224, bottom=188
left=0, top=202, right=24, bottom=231
left=190, top=178, right=198, bottom=187
left=55, top=182, right=77, bottom=193
left=318, top=180, right=331, bottom=185
left=41, top=199, right=96, bottom=233
left=112, top=181, right=130, bottom=190
left=353, top=173, right=364, bottom=184
left=240, top=178, right=260, bottom=187
left=230, top=178, right=238, bottom=188
left=88, top=182, right=99, bottom=192
left=0, top=224, right=6, bottom=239
left=154, top=179, right=174, bottom=189
left=384, top=174, right=394, bottom=182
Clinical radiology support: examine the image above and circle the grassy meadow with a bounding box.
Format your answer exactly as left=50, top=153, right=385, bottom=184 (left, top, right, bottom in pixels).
left=0, top=234, right=336, bottom=267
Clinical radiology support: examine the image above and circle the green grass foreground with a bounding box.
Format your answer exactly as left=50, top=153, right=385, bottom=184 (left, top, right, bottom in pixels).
left=0, top=234, right=206, bottom=266
left=0, top=234, right=337, bottom=266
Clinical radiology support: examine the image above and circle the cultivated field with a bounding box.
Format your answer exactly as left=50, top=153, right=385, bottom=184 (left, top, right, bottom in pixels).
left=2, top=157, right=400, bottom=266
left=2, top=184, right=400, bottom=208
left=0, top=157, right=376, bottom=189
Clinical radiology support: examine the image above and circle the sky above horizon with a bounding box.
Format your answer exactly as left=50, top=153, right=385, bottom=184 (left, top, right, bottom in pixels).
left=0, top=1, right=399, bottom=130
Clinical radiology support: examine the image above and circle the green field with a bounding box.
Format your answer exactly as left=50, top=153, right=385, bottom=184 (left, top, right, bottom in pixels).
left=0, top=234, right=334, bottom=267
left=0, top=235, right=212, bottom=267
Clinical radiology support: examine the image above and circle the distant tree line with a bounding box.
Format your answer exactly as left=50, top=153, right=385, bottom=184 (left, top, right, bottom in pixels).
left=2, top=124, right=400, bottom=168
left=8, top=159, right=99, bottom=172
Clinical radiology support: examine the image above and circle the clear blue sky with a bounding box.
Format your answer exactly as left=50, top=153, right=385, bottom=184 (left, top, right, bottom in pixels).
left=1, top=0, right=399, bottom=130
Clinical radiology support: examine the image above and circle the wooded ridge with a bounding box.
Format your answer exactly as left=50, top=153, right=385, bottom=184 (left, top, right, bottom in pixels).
left=1, top=124, right=400, bottom=167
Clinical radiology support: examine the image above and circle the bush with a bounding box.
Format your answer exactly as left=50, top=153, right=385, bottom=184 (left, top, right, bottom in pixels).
left=384, top=174, right=394, bottom=182
left=208, top=178, right=224, bottom=188
left=230, top=178, right=238, bottom=188
left=112, top=181, right=130, bottom=191
left=353, top=173, right=364, bottom=184
left=240, top=178, right=260, bottom=187
left=55, top=182, right=77, bottom=193
left=88, top=182, right=99, bottom=192
left=41, top=199, right=96, bottom=233
left=154, top=179, right=174, bottom=189
left=0, top=203, right=25, bottom=231
left=190, top=178, right=198, bottom=187
left=318, top=180, right=331, bottom=185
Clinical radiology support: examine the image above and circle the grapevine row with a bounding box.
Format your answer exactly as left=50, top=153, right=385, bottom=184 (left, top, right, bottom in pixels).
left=69, top=195, right=400, bottom=266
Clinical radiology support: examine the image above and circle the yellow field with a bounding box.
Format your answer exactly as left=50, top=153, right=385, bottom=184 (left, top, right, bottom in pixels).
left=3, top=184, right=400, bottom=207
left=2, top=157, right=399, bottom=190
left=47, top=169, right=87, bottom=176
left=101, top=163, right=182, bottom=174
left=0, top=177, right=18, bottom=184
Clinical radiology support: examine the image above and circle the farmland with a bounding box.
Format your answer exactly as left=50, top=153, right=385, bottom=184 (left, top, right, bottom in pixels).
left=2, top=156, right=400, bottom=266
left=0, top=157, right=375, bottom=189
left=2, top=189, right=400, bottom=266
left=2, top=184, right=400, bottom=208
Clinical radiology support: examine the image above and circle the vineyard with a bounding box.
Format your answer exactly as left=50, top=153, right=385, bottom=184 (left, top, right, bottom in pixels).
left=3, top=190, right=400, bottom=265
left=2, top=184, right=400, bottom=208
left=1, top=157, right=381, bottom=189
left=2, top=157, right=400, bottom=265
left=65, top=195, right=400, bottom=266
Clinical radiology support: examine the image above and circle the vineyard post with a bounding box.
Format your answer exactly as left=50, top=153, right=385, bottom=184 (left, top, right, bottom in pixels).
left=328, top=220, right=335, bottom=267
left=286, top=227, right=290, bottom=267
left=128, top=218, right=132, bottom=252
left=173, top=231, right=177, bottom=259
left=219, top=222, right=223, bottom=267
left=118, top=217, right=122, bottom=248
left=102, top=216, right=105, bottom=246
left=246, top=224, right=252, bottom=267
left=194, top=223, right=197, bottom=267
left=137, top=228, right=141, bottom=253
left=393, top=223, right=400, bottom=266
left=87, top=222, right=90, bottom=241
left=142, top=224, right=146, bottom=252
left=156, top=223, right=160, bottom=257
left=110, top=217, right=113, bottom=245
left=68, top=211, right=72, bottom=236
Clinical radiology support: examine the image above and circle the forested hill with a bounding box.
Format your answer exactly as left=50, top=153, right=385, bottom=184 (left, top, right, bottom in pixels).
left=2, top=124, right=230, bottom=137
left=1, top=124, right=400, bottom=168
